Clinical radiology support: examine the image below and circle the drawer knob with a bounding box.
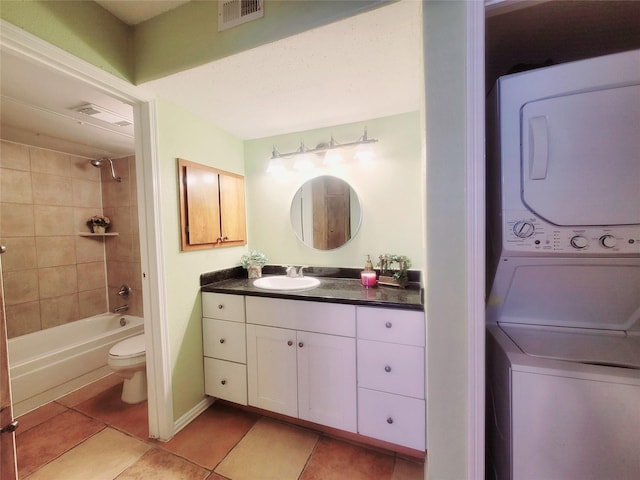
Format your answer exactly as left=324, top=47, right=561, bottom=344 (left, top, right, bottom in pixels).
left=385, top=321, right=392, bottom=328
left=386, top=417, right=394, bottom=424
left=219, top=338, right=225, bottom=344
left=384, top=365, right=392, bottom=373
left=298, top=342, right=304, bottom=348
left=287, top=340, right=293, bottom=346
left=218, top=304, right=224, bottom=309
left=221, top=379, right=227, bottom=385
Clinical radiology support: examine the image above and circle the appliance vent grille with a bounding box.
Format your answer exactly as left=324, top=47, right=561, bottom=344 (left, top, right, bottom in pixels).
left=218, top=0, right=264, bottom=31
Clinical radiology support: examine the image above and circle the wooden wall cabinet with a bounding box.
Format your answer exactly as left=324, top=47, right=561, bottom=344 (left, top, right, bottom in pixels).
left=178, top=158, right=246, bottom=251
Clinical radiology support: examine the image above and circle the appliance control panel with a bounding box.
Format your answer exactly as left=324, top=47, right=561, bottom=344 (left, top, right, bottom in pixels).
left=502, top=210, right=640, bottom=255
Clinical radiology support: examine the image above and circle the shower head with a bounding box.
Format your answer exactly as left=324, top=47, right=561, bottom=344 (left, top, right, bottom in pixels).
left=89, top=157, right=122, bottom=182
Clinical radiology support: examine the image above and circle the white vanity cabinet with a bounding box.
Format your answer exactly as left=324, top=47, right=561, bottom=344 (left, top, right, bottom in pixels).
left=245, top=296, right=357, bottom=432
left=356, top=306, right=426, bottom=450
left=202, top=292, right=248, bottom=405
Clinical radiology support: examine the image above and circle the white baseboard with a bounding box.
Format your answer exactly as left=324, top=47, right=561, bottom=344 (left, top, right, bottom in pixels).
left=169, top=396, right=216, bottom=439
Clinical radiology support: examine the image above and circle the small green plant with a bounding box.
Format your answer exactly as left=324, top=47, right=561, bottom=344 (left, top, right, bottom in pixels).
left=378, top=254, right=411, bottom=286
left=240, top=250, right=268, bottom=269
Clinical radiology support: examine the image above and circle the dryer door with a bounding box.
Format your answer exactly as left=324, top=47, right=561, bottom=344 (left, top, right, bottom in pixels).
left=521, top=84, right=640, bottom=226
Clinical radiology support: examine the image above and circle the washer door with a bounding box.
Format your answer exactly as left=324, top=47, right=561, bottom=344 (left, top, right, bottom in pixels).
left=487, top=257, right=640, bottom=331
left=521, top=84, right=640, bottom=226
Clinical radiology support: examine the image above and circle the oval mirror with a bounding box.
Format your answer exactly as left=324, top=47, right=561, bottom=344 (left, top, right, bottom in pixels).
left=290, top=176, right=362, bottom=250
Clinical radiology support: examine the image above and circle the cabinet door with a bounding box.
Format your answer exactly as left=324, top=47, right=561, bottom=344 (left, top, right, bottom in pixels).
left=184, top=164, right=221, bottom=245
left=297, top=331, right=357, bottom=432
left=219, top=173, right=246, bottom=244
left=246, top=324, right=297, bottom=417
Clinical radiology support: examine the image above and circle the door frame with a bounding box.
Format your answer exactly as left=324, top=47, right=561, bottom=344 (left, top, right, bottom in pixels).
left=465, top=2, right=486, bottom=478
left=1, top=253, right=17, bottom=479
left=0, top=20, right=175, bottom=441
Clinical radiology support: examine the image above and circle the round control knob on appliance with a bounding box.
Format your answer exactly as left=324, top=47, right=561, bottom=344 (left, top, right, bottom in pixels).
left=570, top=236, right=589, bottom=249
left=600, top=235, right=617, bottom=248
left=513, top=221, right=535, bottom=238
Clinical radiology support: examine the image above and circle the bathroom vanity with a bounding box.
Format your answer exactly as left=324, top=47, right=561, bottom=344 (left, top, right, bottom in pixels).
left=201, top=269, right=425, bottom=454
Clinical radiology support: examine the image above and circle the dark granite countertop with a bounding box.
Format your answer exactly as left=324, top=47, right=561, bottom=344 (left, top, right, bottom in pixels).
left=200, top=266, right=423, bottom=311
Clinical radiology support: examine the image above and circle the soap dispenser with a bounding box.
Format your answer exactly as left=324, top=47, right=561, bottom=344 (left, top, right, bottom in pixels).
left=360, top=254, right=377, bottom=287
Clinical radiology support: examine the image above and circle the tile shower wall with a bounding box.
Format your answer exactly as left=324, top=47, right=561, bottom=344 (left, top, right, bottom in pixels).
left=0, top=141, right=142, bottom=338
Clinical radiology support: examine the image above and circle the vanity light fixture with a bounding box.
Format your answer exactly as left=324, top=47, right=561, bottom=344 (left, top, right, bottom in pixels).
left=268, top=128, right=378, bottom=172
left=292, top=141, right=315, bottom=170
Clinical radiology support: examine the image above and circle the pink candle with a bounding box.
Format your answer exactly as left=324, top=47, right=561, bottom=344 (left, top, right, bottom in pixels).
left=360, top=271, right=377, bottom=287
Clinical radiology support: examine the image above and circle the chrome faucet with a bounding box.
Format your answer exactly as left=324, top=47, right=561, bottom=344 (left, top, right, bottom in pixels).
left=114, top=304, right=129, bottom=314
left=285, top=266, right=307, bottom=278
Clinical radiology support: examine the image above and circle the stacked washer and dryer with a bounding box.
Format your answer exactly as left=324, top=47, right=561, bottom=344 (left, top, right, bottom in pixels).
left=485, top=50, right=640, bottom=480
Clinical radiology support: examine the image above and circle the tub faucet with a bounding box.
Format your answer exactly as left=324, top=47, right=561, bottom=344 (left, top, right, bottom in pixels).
left=114, top=305, right=129, bottom=314
left=285, top=266, right=307, bottom=278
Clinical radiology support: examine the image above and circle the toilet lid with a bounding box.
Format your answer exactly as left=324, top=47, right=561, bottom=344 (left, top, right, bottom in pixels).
left=109, top=334, right=145, bottom=358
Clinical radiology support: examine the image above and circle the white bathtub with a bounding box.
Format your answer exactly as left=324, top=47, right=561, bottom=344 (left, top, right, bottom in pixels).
left=8, top=314, right=144, bottom=416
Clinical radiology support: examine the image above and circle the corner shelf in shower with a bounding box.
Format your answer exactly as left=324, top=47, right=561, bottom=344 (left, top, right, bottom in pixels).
left=77, top=232, right=119, bottom=237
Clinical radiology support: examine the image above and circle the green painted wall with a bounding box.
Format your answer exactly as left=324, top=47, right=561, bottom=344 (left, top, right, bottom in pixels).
left=424, top=2, right=469, bottom=479
left=0, top=0, right=133, bottom=80
left=155, top=99, right=245, bottom=419
left=243, top=111, right=425, bottom=271
left=133, top=0, right=389, bottom=83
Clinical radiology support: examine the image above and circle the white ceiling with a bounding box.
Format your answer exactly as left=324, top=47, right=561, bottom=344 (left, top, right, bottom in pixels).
left=141, top=1, right=422, bottom=140
left=0, top=1, right=421, bottom=157
left=0, top=51, right=136, bottom=158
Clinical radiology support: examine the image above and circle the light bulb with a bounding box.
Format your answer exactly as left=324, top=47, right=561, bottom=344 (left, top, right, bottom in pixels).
left=355, top=143, right=375, bottom=165
left=323, top=149, right=343, bottom=166
left=267, top=157, right=286, bottom=174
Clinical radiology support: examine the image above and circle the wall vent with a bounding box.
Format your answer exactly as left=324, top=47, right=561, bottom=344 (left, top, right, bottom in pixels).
left=218, top=0, right=264, bottom=31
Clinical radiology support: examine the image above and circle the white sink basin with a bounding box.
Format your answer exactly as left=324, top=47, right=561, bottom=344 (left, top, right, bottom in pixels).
left=253, top=275, right=320, bottom=291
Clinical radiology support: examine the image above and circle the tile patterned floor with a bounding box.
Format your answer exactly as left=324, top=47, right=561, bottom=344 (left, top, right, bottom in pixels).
left=15, top=376, right=425, bottom=479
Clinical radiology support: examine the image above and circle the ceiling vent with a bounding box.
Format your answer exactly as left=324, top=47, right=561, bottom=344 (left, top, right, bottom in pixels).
left=73, top=103, right=133, bottom=127
left=218, top=0, right=264, bottom=31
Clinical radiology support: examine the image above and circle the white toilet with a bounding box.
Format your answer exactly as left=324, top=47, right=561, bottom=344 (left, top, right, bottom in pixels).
left=107, top=334, right=147, bottom=404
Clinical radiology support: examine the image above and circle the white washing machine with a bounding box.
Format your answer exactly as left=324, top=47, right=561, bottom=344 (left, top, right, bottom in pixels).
left=486, top=49, right=640, bottom=480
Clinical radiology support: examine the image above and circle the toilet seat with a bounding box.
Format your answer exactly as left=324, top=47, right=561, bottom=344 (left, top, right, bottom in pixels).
left=109, top=334, right=145, bottom=359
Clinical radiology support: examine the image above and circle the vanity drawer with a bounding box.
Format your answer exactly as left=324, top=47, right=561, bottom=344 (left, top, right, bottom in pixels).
left=203, top=293, right=245, bottom=322
left=246, top=296, right=355, bottom=337
left=357, top=307, right=424, bottom=346
left=358, top=388, right=425, bottom=451
left=357, top=340, right=424, bottom=399
left=203, top=318, right=246, bottom=363
left=204, top=358, right=247, bottom=405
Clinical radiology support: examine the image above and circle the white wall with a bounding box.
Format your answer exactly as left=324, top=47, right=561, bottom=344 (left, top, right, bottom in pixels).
left=424, top=2, right=471, bottom=479
left=243, top=111, right=425, bottom=271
